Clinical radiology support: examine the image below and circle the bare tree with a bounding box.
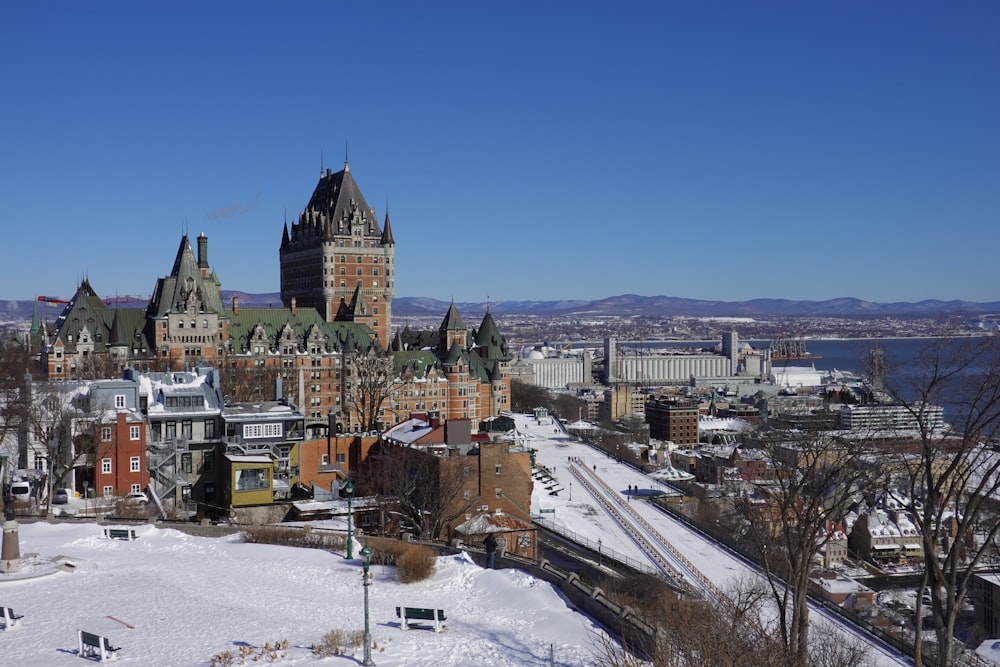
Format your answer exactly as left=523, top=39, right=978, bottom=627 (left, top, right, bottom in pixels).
left=592, top=572, right=875, bottom=667
left=510, top=379, right=551, bottom=414
left=358, top=441, right=475, bottom=540
left=345, top=347, right=394, bottom=432
left=72, top=352, right=124, bottom=381
left=876, top=334, right=1000, bottom=667
left=19, top=382, right=101, bottom=510
left=218, top=362, right=280, bottom=403
left=0, top=336, right=29, bottom=512
left=737, top=429, right=873, bottom=663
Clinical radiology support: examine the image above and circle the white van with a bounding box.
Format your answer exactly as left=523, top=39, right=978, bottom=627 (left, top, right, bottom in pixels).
left=10, top=481, right=31, bottom=502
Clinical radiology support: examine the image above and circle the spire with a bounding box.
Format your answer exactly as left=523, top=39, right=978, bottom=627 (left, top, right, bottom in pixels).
left=30, top=299, right=40, bottom=336
left=381, top=208, right=395, bottom=245
left=344, top=140, right=350, bottom=172
left=281, top=221, right=290, bottom=250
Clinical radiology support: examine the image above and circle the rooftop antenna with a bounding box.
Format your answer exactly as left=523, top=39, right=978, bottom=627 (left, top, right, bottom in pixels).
left=320, top=149, right=324, bottom=174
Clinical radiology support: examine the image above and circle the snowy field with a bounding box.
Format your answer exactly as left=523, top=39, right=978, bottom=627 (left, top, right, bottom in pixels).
left=1, top=523, right=604, bottom=666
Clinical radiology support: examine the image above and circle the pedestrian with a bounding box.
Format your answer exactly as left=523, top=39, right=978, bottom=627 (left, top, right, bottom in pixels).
left=484, top=532, right=498, bottom=569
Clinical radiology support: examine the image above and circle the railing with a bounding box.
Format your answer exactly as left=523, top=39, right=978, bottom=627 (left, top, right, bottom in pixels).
left=532, top=516, right=660, bottom=577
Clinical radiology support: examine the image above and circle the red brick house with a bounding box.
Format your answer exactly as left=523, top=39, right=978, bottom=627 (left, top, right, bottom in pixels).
left=93, top=411, right=149, bottom=498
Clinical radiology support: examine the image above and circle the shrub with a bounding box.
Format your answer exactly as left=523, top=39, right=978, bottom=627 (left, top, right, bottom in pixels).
left=242, top=526, right=346, bottom=552
left=312, top=629, right=348, bottom=656
left=396, top=544, right=436, bottom=583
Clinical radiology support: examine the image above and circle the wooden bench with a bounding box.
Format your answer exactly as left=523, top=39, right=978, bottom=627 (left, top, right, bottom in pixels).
left=104, top=528, right=137, bottom=541
left=78, top=630, right=121, bottom=662
left=396, top=606, right=446, bottom=632
left=1, top=606, right=23, bottom=629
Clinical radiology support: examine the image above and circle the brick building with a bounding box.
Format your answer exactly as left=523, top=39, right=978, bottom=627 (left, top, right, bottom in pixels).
left=93, top=411, right=149, bottom=499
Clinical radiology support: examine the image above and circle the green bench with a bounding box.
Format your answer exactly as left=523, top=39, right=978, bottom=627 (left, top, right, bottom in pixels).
left=2, top=606, right=23, bottom=629
left=396, top=606, right=446, bottom=632
left=104, top=528, right=137, bottom=541
left=78, top=630, right=121, bottom=662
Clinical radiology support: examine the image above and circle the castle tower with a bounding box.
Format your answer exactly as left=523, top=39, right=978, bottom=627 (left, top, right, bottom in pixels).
left=279, top=160, right=395, bottom=345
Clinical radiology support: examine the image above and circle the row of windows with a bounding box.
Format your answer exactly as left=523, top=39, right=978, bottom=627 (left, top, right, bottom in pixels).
left=101, top=484, right=141, bottom=497
left=326, top=267, right=382, bottom=276
left=101, top=456, right=142, bottom=473
left=243, top=423, right=283, bottom=439
left=328, top=254, right=387, bottom=264
left=98, top=424, right=141, bottom=442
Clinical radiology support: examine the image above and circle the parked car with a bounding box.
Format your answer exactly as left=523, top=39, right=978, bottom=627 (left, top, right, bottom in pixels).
left=52, top=488, right=70, bottom=505
left=10, top=481, right=31, bottom=503
left=124, top=491, right=148, bottom=505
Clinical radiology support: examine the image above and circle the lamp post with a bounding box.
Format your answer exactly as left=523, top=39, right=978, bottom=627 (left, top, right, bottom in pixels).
left=345, top=479, right=354, bottom=560
left=361, top=543, right=375, bottom=666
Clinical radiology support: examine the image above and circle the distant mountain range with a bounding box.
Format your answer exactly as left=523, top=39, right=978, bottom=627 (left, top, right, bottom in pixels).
left=5, top=293, right=998, bottom=323
left=389, top=294, right=1000, bottom=318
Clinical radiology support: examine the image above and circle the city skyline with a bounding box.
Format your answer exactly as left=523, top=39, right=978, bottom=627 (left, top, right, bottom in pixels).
left=2, top=2, right=997, bottom=304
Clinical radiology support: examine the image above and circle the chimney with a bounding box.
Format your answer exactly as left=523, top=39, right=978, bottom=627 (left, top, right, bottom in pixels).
left=290, top=297, right=296, bottom=316
left=232, top=296, right=239, bottom=315
left=197, top=233, right=209, bottom=277
left=275, top=375, right=283, bottom=401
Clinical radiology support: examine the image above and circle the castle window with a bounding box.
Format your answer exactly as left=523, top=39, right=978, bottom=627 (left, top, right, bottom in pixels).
left=340, top=268, right=345, bottom=275
left=357, top=268, right=362, bottom=276
left=178, top=320, right=184, bottom=328
left=340, top=280, right=346, bottom=288
left=373, top=268, right=379, bottom=276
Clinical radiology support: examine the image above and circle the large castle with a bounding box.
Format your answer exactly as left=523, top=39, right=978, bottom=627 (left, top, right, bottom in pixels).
left=33, top=161, right=510, bottom=432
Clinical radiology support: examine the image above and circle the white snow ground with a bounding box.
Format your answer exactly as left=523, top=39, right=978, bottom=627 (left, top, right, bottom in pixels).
left=1, top=523, right=603, bottom=666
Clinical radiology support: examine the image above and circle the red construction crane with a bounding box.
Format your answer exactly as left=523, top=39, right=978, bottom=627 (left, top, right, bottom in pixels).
left=36, top=295, right=70, bottom=305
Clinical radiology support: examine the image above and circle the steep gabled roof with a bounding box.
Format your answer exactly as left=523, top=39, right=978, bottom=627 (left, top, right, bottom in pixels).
left=51, top=281, right=152, bottom=354
left=108, top=309, right=129, bottom=347
left=302, top=162, right=383, bottom=240
left=146, top=235, right=225, bottom=318
left=392, top=350, right=438, bottom=376
left=227, top=306, right=374, bottom=354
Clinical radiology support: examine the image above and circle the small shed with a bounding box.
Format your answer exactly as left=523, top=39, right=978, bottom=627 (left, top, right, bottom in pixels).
left=453, top=511, right=538, bottom=562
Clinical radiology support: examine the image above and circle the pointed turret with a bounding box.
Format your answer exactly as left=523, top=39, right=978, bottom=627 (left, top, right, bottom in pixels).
left=438, top=301, right=468, bottom=354
left=439, top=302, right=466, bottom=334
left=381, top=209, right=395, bottom=246
left=30, top=299, right=40, bottom=336
left=473, top=310, right=512, bottom=362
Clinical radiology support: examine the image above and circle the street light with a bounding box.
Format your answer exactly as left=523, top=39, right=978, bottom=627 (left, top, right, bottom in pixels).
left=345, top=479, right=354, bottom=559
left=361, top=543, right=375, bottom=666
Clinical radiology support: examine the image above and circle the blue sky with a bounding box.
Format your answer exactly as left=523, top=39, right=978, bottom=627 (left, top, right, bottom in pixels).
left=2, top=2, right=997, bottom=304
